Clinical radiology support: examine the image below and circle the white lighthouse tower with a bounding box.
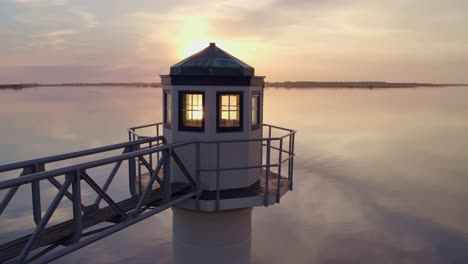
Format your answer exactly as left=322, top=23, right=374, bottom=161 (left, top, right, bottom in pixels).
left=160, top=43, right=295, bottom=264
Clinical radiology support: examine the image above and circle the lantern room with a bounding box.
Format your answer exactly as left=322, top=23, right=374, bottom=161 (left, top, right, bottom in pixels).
left=161, top=43, right=265, bottom=195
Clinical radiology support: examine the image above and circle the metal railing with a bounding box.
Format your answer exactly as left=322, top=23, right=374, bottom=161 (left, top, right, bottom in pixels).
left=128, top=122, right=163, bottom=141
left=0, top=122, right=295, bottom=263
left=127, top=122, right=164, bottom=195
left=196, top=124, right=296, bottom=210
left=129, top=123, right=296, bottom=211
left=0, top=136, right=200, bottom=264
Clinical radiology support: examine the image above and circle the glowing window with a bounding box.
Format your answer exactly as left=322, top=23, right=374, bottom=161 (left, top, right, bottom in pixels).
left=251, top=93, right=260, bottom=129
left=180, top=92, right=204, bottom=131
left=217, top=92, right=243, bottom=132
left=164, top=91, right=172, bottom=128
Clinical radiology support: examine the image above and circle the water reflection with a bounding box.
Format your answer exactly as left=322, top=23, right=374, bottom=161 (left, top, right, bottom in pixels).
left=1, top=86, right=468, bottom=263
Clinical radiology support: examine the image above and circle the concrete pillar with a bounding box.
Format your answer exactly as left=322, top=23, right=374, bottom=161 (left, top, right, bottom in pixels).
left=172, top=207, right=252, bottom=264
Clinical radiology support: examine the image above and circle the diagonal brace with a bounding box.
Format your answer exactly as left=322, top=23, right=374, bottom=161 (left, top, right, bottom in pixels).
left=171, top=150, right=196, bottom=188
left=48, top=177, right=86, bottom=212
left=16, top=176, right=73, bottom=263
left=138, top=156, right=163, bottom=185
left=134, top=152, right=167, bottom=215
left=80, top=171, right=128, bottom=220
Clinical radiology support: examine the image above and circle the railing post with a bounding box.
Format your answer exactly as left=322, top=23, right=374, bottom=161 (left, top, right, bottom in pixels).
left=276, top=138, right=283, bottom=203
left=137, top=155, right=142, bottom=195
left=288, top=134, right=292, bottom=191
left=216, top=143, right=220, bottom=211
left=128, top=144, right=137, bottom=197
left=31, top=181, right=41, bottom=224
left=195, top=142, right=201, bottom=210
left=163, top=148, right=172, bottom=202
left=149, top=140, right=153, bottom=170
left=32, top=163, right=44, bottom=225
left=157, top=124, right=161, bottom=162
left=69, top=170, right=82, bottom=243
left=264, top=139, right=271, bottom=207
left=290, top=133, right=295, bottom=191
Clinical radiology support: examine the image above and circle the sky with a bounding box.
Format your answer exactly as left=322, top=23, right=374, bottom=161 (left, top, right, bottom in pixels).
left=0, top=0, right=467, bottom=83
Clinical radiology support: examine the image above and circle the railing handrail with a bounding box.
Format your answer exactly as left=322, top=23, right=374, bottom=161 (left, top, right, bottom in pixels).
left=263, top=123, right=296, bottom=133
left=0, top=138, right=197, bottom=190
left=128, top=123, right=296, bottom=138
left=0, top=136, right=166, bottom=173
left=0, top=123, right=296, bottom=191
left=128, top=122, right=163, bottom=131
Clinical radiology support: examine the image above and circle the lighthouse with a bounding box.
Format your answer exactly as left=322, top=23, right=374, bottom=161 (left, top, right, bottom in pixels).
left=0, top=42, right=294, bottom=263
left=160, top=43, right=295, bottom=264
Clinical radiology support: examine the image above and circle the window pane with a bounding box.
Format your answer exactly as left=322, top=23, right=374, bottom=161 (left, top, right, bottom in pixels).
left=221, top=111, right=229, bottom=120
left=230, top=111, right=237, bottom=120
left=185, top=94, right=191, bottom=109
left=251, top=95, right=259, bottom=127
left=182, top=93, right=204, bottom=128
left=221, top=95, right=229, bottom=106
left=193, top=110, right=203, bottom=120
left=252, top=96, right=257, bottom=109
left=164, top=92, right=172, bottom=127
left=229, top=95, right=237, bottom=106
left=218, top=93, right=241, bottom=129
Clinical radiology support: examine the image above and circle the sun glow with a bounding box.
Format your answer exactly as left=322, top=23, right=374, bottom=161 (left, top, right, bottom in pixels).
left=169, top=15, right=268, bottom=73
left=174, top=16, right=213, bottom=58
left=182, top=40, right=211, bottom=58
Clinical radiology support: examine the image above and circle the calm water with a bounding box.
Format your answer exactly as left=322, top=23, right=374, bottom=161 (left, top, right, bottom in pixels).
left=1, top=86, right=468, bottom=263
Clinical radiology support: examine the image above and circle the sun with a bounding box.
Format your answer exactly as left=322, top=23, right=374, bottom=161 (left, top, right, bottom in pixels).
left=174, top=16, right=214, bottom=58
left=171, top=16, right=266, bottom=64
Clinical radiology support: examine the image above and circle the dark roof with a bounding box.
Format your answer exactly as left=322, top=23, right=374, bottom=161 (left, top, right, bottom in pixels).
left=170, top=43, right=255, bottom=77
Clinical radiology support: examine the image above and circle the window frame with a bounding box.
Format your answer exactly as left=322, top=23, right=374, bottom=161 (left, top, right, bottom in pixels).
left=216, top=91, right=244, bottom=133
left=251, top=91, right=261, bottom=130
left=163, top=90, right=172, bottom=129
left=178, top=91, right=205, bottom=132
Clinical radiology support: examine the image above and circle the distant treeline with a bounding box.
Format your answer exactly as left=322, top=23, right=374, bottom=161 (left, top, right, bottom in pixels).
left=0, top=82, right=161, bottom=90
left=43, top=82, right=162, bottom=87
left=1, top=82, right=466, bottom=90
left=265, top=81, right=468, bottom=88
left=0, top=83, right=39, bottom=90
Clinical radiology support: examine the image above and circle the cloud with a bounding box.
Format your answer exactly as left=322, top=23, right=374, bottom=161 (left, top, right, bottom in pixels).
left=2, top=0, right=468, bottom=83
left=16, top=7, right=98, bottom=49
left=74, top=9, right=98, bottom=29
left=14, top=0, right=66, bottom=5
left=30, top=29, right=78, bottom=48
left=0, top=63, right=158, bottom=83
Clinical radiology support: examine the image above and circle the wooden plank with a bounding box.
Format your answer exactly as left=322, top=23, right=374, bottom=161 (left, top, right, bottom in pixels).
left=0, top=182, right=191, bottom=263
left=257, top=169, right=288, bottom=195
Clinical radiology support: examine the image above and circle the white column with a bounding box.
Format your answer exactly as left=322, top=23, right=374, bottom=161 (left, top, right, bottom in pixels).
left=172, top=207, right=252, bottom=264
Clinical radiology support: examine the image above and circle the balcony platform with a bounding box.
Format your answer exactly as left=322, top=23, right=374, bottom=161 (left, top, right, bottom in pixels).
left=138, top=169, right=290, bottom=212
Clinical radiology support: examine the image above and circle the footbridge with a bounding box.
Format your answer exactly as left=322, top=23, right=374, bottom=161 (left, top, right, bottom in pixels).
left=0, top=123, right=295, bottom=264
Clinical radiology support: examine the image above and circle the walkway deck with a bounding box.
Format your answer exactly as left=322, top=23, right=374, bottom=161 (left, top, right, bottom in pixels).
left=0, top=182, right=191, bottom=263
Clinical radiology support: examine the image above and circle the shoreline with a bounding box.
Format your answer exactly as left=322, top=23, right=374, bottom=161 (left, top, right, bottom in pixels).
left=1, top=82, right=467, bottom=90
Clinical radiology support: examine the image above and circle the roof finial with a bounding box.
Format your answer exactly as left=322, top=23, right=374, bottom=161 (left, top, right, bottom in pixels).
left=209, top=42, right=216, bottom=47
